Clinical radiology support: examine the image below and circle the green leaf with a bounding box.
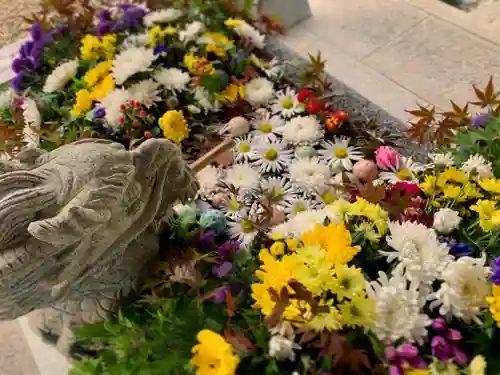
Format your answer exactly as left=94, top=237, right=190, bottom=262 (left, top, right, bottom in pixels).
left=198, top=73, right=227, bottom=93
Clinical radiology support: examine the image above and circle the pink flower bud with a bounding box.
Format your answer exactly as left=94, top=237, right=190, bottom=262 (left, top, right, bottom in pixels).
left=375, top=146, right=400, bottom=171
left=352, top=159, right=379, bottom=183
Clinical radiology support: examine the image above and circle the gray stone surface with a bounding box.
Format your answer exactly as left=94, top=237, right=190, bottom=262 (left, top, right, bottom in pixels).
left=259, top=0, right=312, bottom=30
left=0, top=138, right=199, bottom=355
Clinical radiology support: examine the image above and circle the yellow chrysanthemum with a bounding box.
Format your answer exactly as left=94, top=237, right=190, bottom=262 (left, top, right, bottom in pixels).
left=307, top=306, right=343, bottom=332
left=469, top=355, right=487, bottom=375
left=90, top=74, right=115, bottom=100
left=329, top=264, right=366, bottom=301
left=338, top=292, right=375, bottom=328
left=420, top=175, right=439, bottom=195
left=404, top=369, right=429, bottom=375
left=293, top=245, right=335, bottom=294
left=269, top=241, right=285, bottom=256
left=301, top=222, right=361, bottom=265
left=471, top=199, right=500, bottom=232
left=84, top=60, right=113, bottom=87
left=158, top=110, right=189, bottom=143
left=347, top=197, right=389, bottom=236
left=71, top=89, right=93, bottom=116
left=436, top=167, right=468, bottom=188
left=487, top=284, right=500, bottom=327
left=148, top=25, right=176, bottom=47
left=216, top=83, right=244, bottom=103
left=80, top=34, right=116, bottom=61
left=479, top=178, right=500, bottom=194
left=191, top=330, right=239, bottom=375
left=202, top=32, right=233, bottom=56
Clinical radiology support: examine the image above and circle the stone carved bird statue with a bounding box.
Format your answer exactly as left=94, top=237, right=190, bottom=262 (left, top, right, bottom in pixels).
left=0, top=138, right=199, bottom=355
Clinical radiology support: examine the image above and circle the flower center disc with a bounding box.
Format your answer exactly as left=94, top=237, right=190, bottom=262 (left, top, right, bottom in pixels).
left=239, top=143, right=251, bottom=152
left=259, top=123, right=272, bottom=133
left=264, top=148, right=278, bottom=160
left=241, top=219, right=254, bottom=232
left=282, top=98, right=294, bottom=109
left=396, top=169, right=412, bottom=181
left=334, top=147, right=348, bottom=159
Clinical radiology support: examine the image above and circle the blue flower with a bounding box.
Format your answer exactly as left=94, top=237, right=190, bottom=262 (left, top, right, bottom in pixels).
left=449, top=242, right=472, bottom=258
left=97, top=22, right=114, bottom=36
left=491, top=257, right=500, bottom=285
left=11, top=72, right=26, bottom=92
left=471, top=112, right=492, bottom=128
left=30, top=23, right=43, bottom=42
left=199, top=209, right=227, bottom=234
left=93, top=107, right=106, bottom=119
left=98, top=9, right=113, bottom=22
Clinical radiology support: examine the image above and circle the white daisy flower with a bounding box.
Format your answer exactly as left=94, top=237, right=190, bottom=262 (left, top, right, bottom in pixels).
left=428, top=254, right=489, bottom=322
left=460, top=154, right=493, bottom=179
left=225, top=163, right=260, bottom=192
left=228, top=218, right=259, bottom=247
left=281, top=116, right=324, bottom=145
left=313, top=186, right=340, bottom=207
left=428, top=152, right=455, bottom=167
left=233, top=135, right=257, bottom=163
left=99, top=89, right=131, bottom=129
left=143, top=8, right=183, bottom=27
left=367, top=271, right=431, bottom=345
left=379, top=156, right=422, bottom=184
left=128, top=79, right=161, bottom=108
left=244, top=77, right=274, bottom=107
left=381, top=221, right=452, bottom=285
left=252, top=139, right=293, bottom=173
left=259, top=176, right=296, bottom=204
left=21, top=98, right=41, bottom=149
left=319, top=137, right=363, bottom=172
left=228, top=19, right=265, bottom=48
left=154, top=68, right=191, bottom=91
left=197, top=165, right=220, bottom=196
left=111, top=47, right=157, bottom=85
left=282, top=196, right=318, bottom=218
left=251, top=113, right=283, bottom=141
left=289, top=157, right=332, bottom=193
left=43, top=59, right=79, bottom=93
left=271, top=88, right=303, bottom=118
left=179, top=21, right=204, bottom=42
left=219, top=192, right=249, bottom=220
left=251, top=55, right=283, bottom=79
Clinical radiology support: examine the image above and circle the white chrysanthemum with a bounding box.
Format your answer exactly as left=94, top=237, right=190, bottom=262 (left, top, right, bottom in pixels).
left=269, top=335, right=301, bottom=362
left=367, top=271, right=431, bottom=344
left=42, top=59, right=79, bottom=93
left=429, top=152, right=455, bottom=167
left=21, top=98, right=41, bottom=149
left=381, top=221, right=452, bottom=285
left=289, top=158, right=332, bottom=193
left=283, top=196, right=319, bottom=218
left=111, top=47, right=156, bottom=85
left=143, top=8, right=183, bottom=26
left=251, top=113, right=283, bottom=141
left=179, top=21, right=204, bottom=42
left=123, top=33, right=150, bottom=48
left=225, top=163, right=260, bottom=192
left=260, top=176, right=296, bottom=204
left=319, top=137, right=364, bottom=172
left=460, top=154, right=493, bottom=179
left=197, top=165, right=220, bottom=195
left=233, top=135, right=257, bottom=163
left=194, top=86, right=221, bottom=112
left=232, top=20, right=265, bottom=49
left=154, top=68, right=190, bottom=91
left=272, top=208, right=333, bottom=238
left=428, top=254, right=490, bottom=322
left=228, top=218, right=259, bottom=246
left=280, top=116, right=323, bottom=145
left=99, top=89, right=131, bottom=128
left=271, top=87, right=303, bottom=118
left=128, top=79, right=161, bottom=108
left=244, top=77, right=274, bottom=106
left=433, top=208, right=462, bottom=234
left=379, top=156, right=422, bottom=184
left=252, top=139, right=293, bottom=173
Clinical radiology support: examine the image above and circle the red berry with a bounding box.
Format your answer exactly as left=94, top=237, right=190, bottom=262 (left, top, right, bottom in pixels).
left=120, top=104, right=127, bottom=111
left=132, top=119, right=140, bottom=128
left=128, top=99, right=135, bottom=106
left=119, top=116, right=125, bottom=124
left=305, top=98, right=324, bottom=114
left=139, top=110, right=147, bottom=117
left=336, top=110, right=348, bottom=121
left=135, top=100, right=141, bottom=108
left=144, top=130, right=152, bottom=138
left=324, top=103, right=332, bottom=110
left=297, top=88, right=313, bottom=103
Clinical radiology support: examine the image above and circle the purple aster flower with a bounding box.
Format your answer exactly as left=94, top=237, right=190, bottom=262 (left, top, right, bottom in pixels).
left=449, top=242, right=472, bottom=258
left=11, top=72, right=26, bottom=92
left=93, top=108, right=106, bottom=119
left=199, top=230, right=216, bottom=246
left=212, top=262, right=233, bottom=278
left=214, top=286, right=227, bottom=304
left=30, top=22, right=43, bottom=41
left=111, top=22, right=125, bottom=33
left=216, top=240, right=241, bottom=261
left=20, top=41, right=34, bottom=58
left=491, top=257, right=500, bottom=285
left=431, top=336, right=450, bottom=361
left=471, top=112, right=492, bottom=128
left=119, top=3, right=132, bottom=10
left=98, top=9, right=113, bottom=22
left=97, top=22, right=114, bottom=36
left=12, top=58, right=28, bottom=73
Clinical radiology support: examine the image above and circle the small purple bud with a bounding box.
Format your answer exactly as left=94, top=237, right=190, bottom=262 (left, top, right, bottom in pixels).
left=119, top=3, right=132, bottom=10
left=451, top=345, right=467, bottom=365
left=384, top=346, right=397, bottom=361
left=431, top=336, right=450, bottom=361
left=471, top=112, right=492, bottom=128
left=200, top=230, right=216, bottom=246
left=21, top=41, right=34, bottom=57
left=446, top=328, right=462, bottom=342
left=97, top=22, right=113, bottom=36
left=397, top=343, right=419, bottom=359
left=212, top=262, right=233, bottom=278
left=214, top=287, right=226, bottom=304
left=12, top=58, right=27, bottom=73
left=432, top=318, right=446, bottom=332
left=11, top=72, right=26, bottom=93
left=30, top=22, right=43, bottom=41
left=98, top=9, right=113, bottom=22
left=449, top=242, right=472, bottom=258
left=93, top=108, right=106, bottom=119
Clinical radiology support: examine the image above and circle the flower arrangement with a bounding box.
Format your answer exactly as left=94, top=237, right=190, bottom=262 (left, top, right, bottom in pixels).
left=5, top=1, right=500, bottom=375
